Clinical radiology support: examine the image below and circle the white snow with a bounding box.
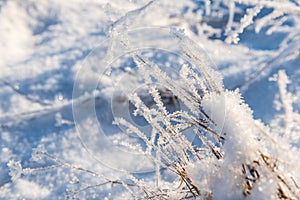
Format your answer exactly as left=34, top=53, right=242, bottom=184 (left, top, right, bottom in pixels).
left=1, top=0, right=300, bottom=199
left=14, top=179, right=51, bottom=199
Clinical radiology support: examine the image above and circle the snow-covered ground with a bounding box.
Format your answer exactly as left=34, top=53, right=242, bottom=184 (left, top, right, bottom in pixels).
left=0, top=0, right=299, bottom=199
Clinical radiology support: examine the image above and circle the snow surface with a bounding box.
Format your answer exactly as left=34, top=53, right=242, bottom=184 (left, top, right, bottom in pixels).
left=0, top=0, right=299, bottom=199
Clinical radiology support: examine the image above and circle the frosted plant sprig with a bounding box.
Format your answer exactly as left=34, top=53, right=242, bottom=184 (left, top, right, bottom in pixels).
left=196, top=129, right=223, bottom=160
left=254, top=10, right=284, bottom=34
left=277, top=70, right=293, bottom=136
left=115, top=114, right=187, bottom=174
left=122, top=43, right=224, bottom=166
left=122, top=90, right=205, bottom=196
left=7, top=160, right=23, bottom=182
left=198, top=0, right=300, bottom=44
left=129, top=52, right=202, bottom=116
left=124, top=82, right=227, bottom=197
left=172, top=29, right=223, bottom=93
left=148, top=86, right=168, bottom=116
left=257, top=151, right=300, bottom=199
left=130, top=95, right=188, bottom=161
left=225, top=4, right=263, bottom=44
left=180, top=64, right=206, bottom=100
left=10, top=149, right=172, bottom=199
left=114, top=117, right=157, bottom=155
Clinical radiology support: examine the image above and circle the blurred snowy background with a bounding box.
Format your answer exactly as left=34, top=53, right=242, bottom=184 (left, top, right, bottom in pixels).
left=0, top=0, right=299, bottom=199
